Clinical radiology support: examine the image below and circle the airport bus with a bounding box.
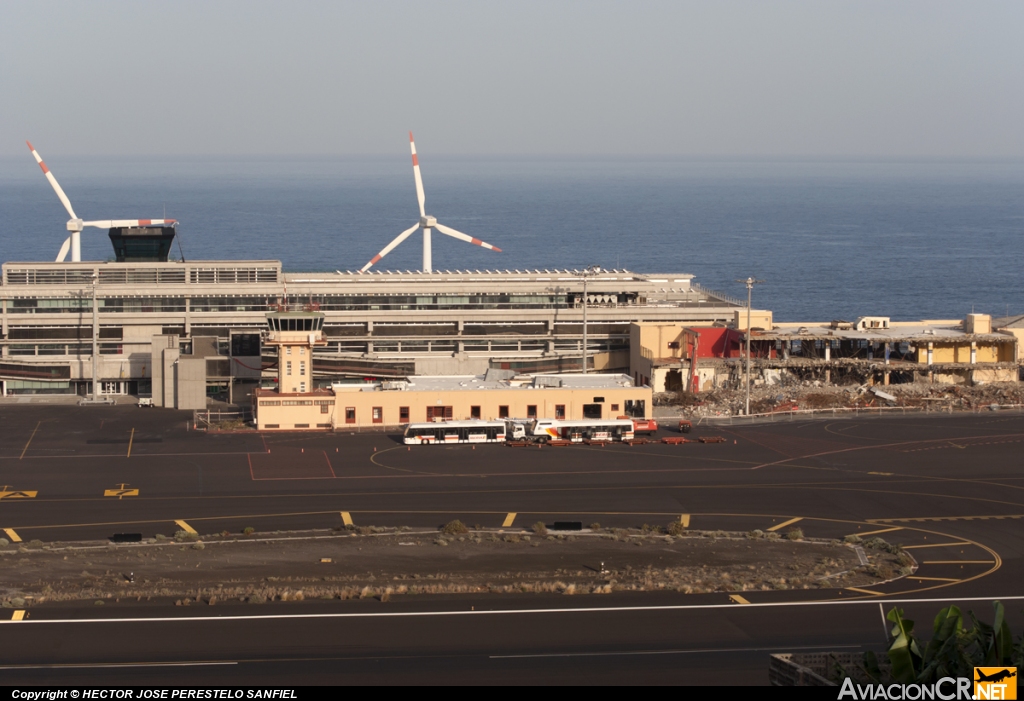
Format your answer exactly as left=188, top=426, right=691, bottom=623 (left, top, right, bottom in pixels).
left=403, top=420, right=507, bottom=445
left=509, top=418, right=635, bottom=443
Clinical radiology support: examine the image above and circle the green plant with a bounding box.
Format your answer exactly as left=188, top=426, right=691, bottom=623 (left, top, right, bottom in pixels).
left=174, top=530, right=199, bottom=542
left=242, top=526, right=255, bottom=536
left=532, top=522, right=547, bottom=535
left=665, top=520, right=687, bottom=536
left=871, top=601, right=1024, bottom=684
left=440, top=520, right=469, bottom=535
left=785, top=528, right=804, bottom=541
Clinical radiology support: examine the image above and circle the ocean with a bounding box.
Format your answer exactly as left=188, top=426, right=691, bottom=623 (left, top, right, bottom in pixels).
left=1, top=154, right=1022, bottom=322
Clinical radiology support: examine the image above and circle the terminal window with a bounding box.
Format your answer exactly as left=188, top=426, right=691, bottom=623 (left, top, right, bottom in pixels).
left=399, top=406, right=409, bottom=423
left=372, top=407, right=382, bottom=424
left=471, top=406, right=481, bottom=419
left=555, top=404, right=565, bottom=419
left=345, top=407, right=356, bottom=424
left=499, top=405, right=509, bottom=419
left=527, top=405, right=537, bottom=419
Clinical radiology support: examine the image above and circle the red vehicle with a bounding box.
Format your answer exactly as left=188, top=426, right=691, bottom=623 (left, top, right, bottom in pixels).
left=678, top=420, right=693, bottom=433
left=624, top=417, right=659, bottom=435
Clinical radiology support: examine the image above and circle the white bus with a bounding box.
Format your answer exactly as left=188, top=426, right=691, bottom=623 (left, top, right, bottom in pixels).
left=509, top=418, right=635, bottom=443
left=403, top=420, right=507, bottom=445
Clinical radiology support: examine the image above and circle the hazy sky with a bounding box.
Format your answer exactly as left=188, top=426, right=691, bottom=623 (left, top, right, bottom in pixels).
left=2, top=1, right=1022, bottom=157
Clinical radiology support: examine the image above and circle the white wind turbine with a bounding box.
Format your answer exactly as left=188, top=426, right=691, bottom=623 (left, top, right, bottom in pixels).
left=360, top=132, right=501, bottom=273
left=27, top=141, right=177, bottom=262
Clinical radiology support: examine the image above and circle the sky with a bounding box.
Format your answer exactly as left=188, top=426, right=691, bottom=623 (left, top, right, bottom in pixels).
left=1, top=1, right=1023, bottom=158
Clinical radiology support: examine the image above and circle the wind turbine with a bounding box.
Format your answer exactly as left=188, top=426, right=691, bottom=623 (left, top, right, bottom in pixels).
left=360, top=132, right=501, bottom=273
left=27, top=142, right=176, bottom=262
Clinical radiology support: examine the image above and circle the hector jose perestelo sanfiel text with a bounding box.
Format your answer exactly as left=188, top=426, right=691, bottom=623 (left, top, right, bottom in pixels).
left=11, top=691, right=299, bottom=700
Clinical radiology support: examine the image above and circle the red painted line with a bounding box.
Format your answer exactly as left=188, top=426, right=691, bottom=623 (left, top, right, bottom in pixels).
left=370, top=255, right=382, bottom=264
left=260, top=432, right=269, bottom=454
left=492, top=247, right=502, bottom=252
left=39, top=161, right=49, bottom=174
left=26, top=141, right=34, bottom=151
left=248, top=453, right=255, bottom=481
left=409, top=132, right=414, bottom=142
left=471, top=238, right=481, bottom=245
left=323, top=450, right=337, bottom=478
left=139, top=219, right=151, bottom=226
left=412, top=154, right=418, bottom=166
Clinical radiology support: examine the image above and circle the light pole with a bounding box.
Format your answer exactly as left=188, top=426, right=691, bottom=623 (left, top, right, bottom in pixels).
left=576, top=266, right=602, bottom=374
left=92, top=271, right=100, bottom=402
left=80, top=271, right=109, bottom=405
left=735, top=277, right=764, bottom=415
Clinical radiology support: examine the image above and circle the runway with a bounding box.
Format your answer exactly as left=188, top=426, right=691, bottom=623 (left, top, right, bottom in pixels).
left=1, top=406, right=1022, bottom=684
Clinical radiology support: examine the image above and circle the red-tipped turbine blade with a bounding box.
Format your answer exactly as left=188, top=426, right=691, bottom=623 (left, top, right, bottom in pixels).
left=82, top=219, right=178, bottom=228
left=434, top=223, right=502, bottom=252
left=27, top=141, right=78, bottom=221
left=360, top=223, right=420, bottom=272
left=409, top=132, right=426, bottom=218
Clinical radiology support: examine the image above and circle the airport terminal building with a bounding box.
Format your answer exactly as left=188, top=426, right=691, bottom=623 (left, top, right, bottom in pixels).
left=0, top=259, right=743, bottom=399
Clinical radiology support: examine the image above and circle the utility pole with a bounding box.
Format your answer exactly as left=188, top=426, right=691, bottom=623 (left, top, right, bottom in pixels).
left=735, top=277, right=764, bottom=415
left=576, top=266, right=601, bottom=374
left=80, top=270, right=110, bottom=405
left=92, top=271, right=100, bottom=402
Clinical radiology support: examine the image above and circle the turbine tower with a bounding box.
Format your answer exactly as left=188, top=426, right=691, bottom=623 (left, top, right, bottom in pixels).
left=361, top=133, right=501, bottom=273
left=27, top=142, right=176, bottom=262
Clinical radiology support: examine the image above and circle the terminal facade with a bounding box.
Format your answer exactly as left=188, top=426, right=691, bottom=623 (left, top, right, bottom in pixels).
left=0, top=260, right=742, bottom=399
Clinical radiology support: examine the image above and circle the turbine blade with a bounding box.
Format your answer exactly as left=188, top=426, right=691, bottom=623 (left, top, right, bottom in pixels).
left=81, top=219, right=178, bottom=228
left=434, top=223, right=502, bottom=252
left=27, top=141, right=77, bottom=220
left=360, top=223, right=420, bottom=272
left=55, top=236, right=71, bottom=262
left=410, top=132, right=425, bottom=217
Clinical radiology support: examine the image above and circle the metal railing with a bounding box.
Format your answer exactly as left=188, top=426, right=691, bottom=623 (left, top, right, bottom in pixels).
left=193, top=409, right=252, bottom=430
left=694, top=403, right=1024, bottom=426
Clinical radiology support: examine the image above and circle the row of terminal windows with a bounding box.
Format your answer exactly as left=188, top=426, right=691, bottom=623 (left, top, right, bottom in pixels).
left=268, top=316, right=325, bottom=332
left=3, top=293, right=638, bottom=315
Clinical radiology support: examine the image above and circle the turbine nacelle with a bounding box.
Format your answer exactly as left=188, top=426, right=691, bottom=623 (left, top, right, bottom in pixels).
left=67, top=219, right=84, bottom=232
left=420, top=215, right=437, bottom=228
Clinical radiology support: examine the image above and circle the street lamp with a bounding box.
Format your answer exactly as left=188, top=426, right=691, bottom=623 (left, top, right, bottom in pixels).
left=575, top=266, right=602, bottom=374
left=735, top=277, right=764, bottom=415
left=80, top=270, right=111, bottom=405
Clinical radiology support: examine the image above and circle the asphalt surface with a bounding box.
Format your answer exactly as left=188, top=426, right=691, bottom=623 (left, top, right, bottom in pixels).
left=1, top=405, right=1023, bottom=685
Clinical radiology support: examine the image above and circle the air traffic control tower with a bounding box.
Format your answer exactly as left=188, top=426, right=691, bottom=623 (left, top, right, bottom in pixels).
left=264, top=311, right=328, bottom=394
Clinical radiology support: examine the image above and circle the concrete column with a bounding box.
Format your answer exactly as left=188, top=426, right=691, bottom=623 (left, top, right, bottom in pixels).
left=970, top=342, right=977, bottom=365
left=884, top=370, right=890, bottom=386
left=824, top=344, right=831, bottom=362
left=927, top=343, right=934, bottom=365
left=184, top=298, right=191, bottom=336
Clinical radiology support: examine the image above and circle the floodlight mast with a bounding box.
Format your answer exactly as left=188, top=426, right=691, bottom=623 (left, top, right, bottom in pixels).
left=576, top=266, right=602, bottom=374
left=736, top=277, right=765, bottom=415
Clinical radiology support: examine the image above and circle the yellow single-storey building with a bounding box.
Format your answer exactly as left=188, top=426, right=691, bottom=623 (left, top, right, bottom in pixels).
left=254, top=374, right=652, bottom=431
